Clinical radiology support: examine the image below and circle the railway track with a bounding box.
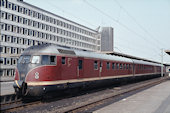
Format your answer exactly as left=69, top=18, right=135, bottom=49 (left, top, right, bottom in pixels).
left=64, top=76, right=170, bottom=113
left=0, top=96, right=41, bottom=112
left=1, top=76, right=169, bottom=113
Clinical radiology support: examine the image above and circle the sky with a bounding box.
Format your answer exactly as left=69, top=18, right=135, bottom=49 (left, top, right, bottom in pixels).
left=25, top=0, right=170, bottom=64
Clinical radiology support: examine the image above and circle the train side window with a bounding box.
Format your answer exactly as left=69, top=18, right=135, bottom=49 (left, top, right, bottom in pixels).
left=50, top=56, right=56, bottom=65
left=62, top=57, right=65, bottom=64
left=42, top=55, right=49, bottom=65
left=124, top=64, right=126, bottom=69
left=126, top=64, right=129, bottom=69
left=107, top=62, right=110, bottom=69
left=116, top=63, right=119, bottom=69
left=100, top=62, right=102, bottom=67
left=94, top=61, right=98, bottom=70
left=112, top=63, right=115, bottom=69
left=120, top=64, right=123, bottom=69
left=79, top=60, right=83, bottom=69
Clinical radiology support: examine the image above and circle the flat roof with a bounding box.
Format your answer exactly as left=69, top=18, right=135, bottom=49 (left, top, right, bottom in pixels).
left=18, top=0, right=97, bottom=32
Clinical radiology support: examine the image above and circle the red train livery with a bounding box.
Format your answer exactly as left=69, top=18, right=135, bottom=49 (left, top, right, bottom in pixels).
left=13, top=44, right=162, bottom=96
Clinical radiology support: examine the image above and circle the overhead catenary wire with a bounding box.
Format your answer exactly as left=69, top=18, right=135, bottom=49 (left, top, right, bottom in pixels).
left=113, top=0, right=167, bottom=50
left=44, top=1, right=98, bottom=28
left=83, top=0, right=160, bottom=54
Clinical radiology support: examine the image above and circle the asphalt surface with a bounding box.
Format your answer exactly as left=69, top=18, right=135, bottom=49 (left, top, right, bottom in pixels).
left=94, top=80, right=170, bottom=113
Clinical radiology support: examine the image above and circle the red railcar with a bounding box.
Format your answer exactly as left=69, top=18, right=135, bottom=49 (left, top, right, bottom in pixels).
left=13, top=44, right=162, bottom=96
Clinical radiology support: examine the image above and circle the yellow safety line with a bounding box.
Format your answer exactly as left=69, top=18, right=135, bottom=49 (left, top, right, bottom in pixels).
left=15, top=80, right=21, bottom=88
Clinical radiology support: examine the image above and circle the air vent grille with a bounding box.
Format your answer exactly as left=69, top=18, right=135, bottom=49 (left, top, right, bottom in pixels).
left=58, top=49, right=75, bottom=55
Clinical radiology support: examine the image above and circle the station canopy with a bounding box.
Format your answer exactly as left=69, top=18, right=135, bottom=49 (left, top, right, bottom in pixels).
left=165, top=50, right=170, bottom=55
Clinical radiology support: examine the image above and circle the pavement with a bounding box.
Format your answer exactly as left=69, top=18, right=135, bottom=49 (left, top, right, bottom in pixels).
left=0, top=76, right=14, bottom=82
left=94, top=80, right=170, bottom=113
left=0, top=81, right=15, bottom=96
left=0, top=76, right=14, bottom=96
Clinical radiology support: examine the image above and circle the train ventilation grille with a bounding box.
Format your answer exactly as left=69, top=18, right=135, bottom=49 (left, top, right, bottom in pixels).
left=58, top=49, right=75, bottom=55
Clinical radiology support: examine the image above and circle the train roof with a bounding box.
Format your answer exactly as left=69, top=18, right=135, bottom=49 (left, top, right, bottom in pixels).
left=23, top=44, right=161, bottom=66
left=23, top=44, right=132, bottom=63
left=132, top=59, right=162, bottom=67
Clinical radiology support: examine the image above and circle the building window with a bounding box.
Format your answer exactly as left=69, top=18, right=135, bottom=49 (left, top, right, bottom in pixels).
left=6, top=58, right=11, bottom=65
left=0, top=47, right=3, bottom=53
left=7, top=47, right=10, bottom=53
left=1, top=0, right=5, bottom=7
left=0, top=57, right=4, bottom=64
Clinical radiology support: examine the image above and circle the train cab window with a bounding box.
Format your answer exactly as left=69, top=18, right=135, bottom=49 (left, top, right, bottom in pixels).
left=23, top=56, right=31, bottom=63
left=107, top=62, right=110, bottom=69
left=18, top=55, right=31, bottom=64
left=62, top=57, right=65, bottom=64
left=78, top=60, right=83, bottom=69
left=31, top=56, right=40, bottom=64
left=112, top=63, right=115, bottom=69
left=94, top=61, right=98, bottom=70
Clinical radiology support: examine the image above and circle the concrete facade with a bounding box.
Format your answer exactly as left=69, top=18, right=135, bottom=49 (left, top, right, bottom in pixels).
left=100, top=27, right=114, bottom=52
left=0, top=0, right=102, bottom=76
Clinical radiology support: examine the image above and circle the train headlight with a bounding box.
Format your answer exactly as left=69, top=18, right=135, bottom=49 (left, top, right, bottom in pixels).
left=35, top=72, right=39, bottom=79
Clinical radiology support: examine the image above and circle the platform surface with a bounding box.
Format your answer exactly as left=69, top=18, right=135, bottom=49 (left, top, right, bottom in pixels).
left=0, top=76, right=14, bottom=82
left=0, top=81, right=15, bottom=96
left=94, top=80, right=170, bottom=113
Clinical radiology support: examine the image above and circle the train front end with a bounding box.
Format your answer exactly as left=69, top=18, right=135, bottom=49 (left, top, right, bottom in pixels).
left=13, top=45, right=59, bottom=97
left=13, top=55, right=42, bottom=96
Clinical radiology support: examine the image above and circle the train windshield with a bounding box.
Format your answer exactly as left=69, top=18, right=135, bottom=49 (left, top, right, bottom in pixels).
left=18, top=55, right=31, bottom=64
left=31, top=56, right=40, bottom=64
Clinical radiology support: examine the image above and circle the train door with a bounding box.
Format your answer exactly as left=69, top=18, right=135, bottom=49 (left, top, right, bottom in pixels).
left=77, top=58, right=83, bottom=79
left=133, top=63, right=135, bottom=76
left=99, top=61, right=102, bottom=77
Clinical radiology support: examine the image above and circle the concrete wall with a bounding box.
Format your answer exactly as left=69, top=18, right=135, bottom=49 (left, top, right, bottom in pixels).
left=100, top=27, right=114, bottom=52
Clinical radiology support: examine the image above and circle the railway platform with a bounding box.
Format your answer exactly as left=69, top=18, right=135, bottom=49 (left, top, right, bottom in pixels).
left=0, top=76, right=14, bottom=82
left=94, top=79, right=170, bottom=113
left=0, top=81, right=14, bottom=96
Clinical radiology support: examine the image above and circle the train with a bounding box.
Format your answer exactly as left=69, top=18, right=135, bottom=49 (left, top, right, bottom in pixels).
left=13, top=44, right=163, bottom=96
